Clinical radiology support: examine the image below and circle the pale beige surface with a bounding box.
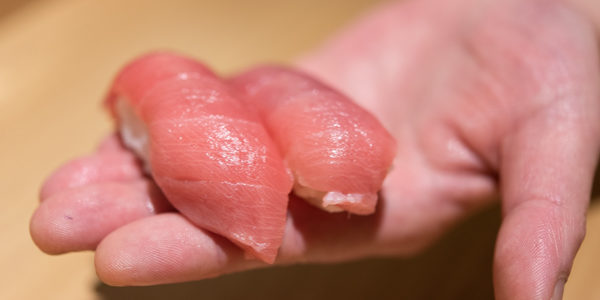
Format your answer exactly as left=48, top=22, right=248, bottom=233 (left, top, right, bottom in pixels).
left=1, top=0, right=599, bottom=299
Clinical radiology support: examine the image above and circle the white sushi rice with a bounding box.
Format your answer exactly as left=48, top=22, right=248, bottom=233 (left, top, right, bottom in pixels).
left=293, top=181, right=345, bottom=213
left=115, top=98, right=152, bottom=173
left=293, top=180, right=374, bottom=214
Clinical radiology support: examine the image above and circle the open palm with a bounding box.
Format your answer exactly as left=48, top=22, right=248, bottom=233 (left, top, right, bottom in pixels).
left=31, top=0, right=600, bottom=299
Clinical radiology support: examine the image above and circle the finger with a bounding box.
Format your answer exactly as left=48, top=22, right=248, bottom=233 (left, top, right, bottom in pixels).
left=94, top=213, right=247, bottom=286
left=30, top=180, right=173, bottom=254
left=94, top=195, right=385, bottom=286
left=494, top=109, right=600, bottom=300
left=40, top=135, right=144, bottom=201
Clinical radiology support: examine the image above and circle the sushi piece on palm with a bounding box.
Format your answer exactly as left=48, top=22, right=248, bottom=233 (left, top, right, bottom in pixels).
left=230, top=66, right=396, bottom=215
left=105, top=52, right=293, bottom=263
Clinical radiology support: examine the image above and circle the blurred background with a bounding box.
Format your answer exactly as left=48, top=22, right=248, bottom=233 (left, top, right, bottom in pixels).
left=1, top=0, right=600, bottom=299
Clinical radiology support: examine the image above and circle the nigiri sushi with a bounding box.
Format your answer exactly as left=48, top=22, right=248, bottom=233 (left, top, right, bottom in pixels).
left=106, top=52, right=293, bottom=263
left=230, top=66, right=396, bottom=215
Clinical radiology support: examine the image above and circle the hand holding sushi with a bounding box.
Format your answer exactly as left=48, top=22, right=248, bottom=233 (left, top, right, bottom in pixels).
left=31, top=0, right=600, bottom=299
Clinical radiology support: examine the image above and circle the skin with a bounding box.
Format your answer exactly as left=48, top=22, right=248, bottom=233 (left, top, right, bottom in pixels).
left=30, top=0, right=600, bottom=299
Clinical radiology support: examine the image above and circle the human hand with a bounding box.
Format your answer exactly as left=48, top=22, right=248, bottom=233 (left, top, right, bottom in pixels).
left=31, top=0, right=600, bottom=299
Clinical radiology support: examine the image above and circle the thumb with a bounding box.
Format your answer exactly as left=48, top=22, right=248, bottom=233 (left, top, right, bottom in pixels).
left=494, top=103, right=599, bottom=300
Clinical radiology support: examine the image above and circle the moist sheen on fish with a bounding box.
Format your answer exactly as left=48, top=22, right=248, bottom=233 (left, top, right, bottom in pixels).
left=106, top=52, right=293, bottom=263
left=231, top=66, right=396, bottom=215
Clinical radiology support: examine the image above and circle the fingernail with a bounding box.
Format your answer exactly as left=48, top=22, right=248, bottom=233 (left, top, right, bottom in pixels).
left=552, top=278, right=566, bottom=300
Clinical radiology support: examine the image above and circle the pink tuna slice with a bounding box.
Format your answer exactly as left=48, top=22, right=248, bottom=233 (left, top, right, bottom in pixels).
left=230, top=66, right=396, bottom=215
left=105, top=52, right=293, bottom=263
